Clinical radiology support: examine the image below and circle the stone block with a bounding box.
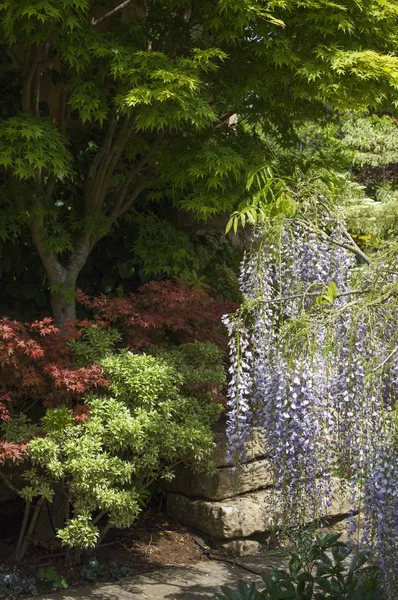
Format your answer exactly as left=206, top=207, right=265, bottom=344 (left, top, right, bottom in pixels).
left=212, top=429, right=266, bottom=467
left=166, top=458, right=273, bottom=500
left=214, top=539, right=263, bottom=556
left=167, top=478, right=352, bottom=540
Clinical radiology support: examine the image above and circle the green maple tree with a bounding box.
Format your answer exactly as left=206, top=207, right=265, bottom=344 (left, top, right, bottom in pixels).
left=2, top=0, right=398, bottom=325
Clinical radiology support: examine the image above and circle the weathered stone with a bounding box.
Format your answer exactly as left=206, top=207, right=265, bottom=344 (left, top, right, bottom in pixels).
left=214, top=539, right=263, bottom=556
left=212, top=429, right=266, bottom=467
left=321, top=514, right=365, bottom=544
left=166, top=458, right=273, bottom=500
left=167, top=478, right=352, bottom=540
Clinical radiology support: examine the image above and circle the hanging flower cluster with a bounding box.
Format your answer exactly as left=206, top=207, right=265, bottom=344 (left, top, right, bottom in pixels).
left=224, top=216, right=398, bottom=597
left=363, top=443, right=398, bottom=597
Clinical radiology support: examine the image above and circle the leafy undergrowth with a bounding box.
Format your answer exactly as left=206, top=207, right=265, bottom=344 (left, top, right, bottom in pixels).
left=0, top=503, right=204, bottom=598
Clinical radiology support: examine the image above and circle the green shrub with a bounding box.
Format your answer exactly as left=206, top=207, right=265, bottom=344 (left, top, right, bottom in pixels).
left=215, top=533, right=382, bottom=600
left=21, top=349, right=221, bottom=553
left=152, top=341, right=226, bottom=403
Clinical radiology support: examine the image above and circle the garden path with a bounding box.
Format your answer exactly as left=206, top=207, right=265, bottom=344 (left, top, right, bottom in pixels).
left=37, top=553, right=280, bottom=600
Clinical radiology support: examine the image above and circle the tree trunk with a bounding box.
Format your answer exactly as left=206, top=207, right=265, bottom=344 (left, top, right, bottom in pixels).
left=43, top=237, right=92, bottom=329
left=50, top=290, right=77, bottom=327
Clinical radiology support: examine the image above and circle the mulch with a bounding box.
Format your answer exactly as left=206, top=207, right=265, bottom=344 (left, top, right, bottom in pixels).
left=0, top=497, right=205, bottom=596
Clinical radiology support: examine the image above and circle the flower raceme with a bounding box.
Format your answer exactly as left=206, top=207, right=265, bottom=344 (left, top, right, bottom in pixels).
left=225, top=218, right=398, bottom=598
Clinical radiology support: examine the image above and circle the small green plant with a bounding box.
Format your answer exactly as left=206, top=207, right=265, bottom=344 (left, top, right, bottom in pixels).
left=0, top=572, right=37, bottom=598
left=80, top=559, right=131, bottom=583
left=36, top=567, right=68, bottom=591
left=215, top=533, right=382, bottom=600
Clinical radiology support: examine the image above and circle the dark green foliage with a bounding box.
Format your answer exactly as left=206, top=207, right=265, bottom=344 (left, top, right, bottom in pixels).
left=152, top=341, right=226, bottom=403
left=80, top=559, right=131, bottom=583
left=215, top=533, right=383, bottom=600
left=2, top=0, right=398, bottom=324
left=0, top=572, right=37, bottom=598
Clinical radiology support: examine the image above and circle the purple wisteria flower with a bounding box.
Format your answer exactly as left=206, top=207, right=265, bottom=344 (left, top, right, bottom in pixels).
left=225, top=217, right=398, bottom=599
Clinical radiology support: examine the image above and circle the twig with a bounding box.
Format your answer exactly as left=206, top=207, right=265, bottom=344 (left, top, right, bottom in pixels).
left=373, top=345, right=398, bottom=372
left=145, top=534, right=153, bottom=554
left=0, top=470, right=21, bottom=495
left=258, top=288, right=370, bottom=306
left=15, top=501, right=31, bottom=560
left=301, top=217, right=372, bottom=266
left=92, top=0, right=132, bottom=25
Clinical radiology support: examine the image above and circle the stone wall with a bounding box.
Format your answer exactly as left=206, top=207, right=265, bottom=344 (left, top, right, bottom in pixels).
left=166, top=429, right=353, bottom=556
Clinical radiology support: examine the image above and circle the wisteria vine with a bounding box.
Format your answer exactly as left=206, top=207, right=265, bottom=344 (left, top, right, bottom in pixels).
left=224, top=215, right=398, bottom=597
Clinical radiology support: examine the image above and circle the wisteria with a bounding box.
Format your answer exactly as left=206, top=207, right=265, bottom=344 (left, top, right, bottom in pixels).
left=224, top=215, right=398, bottom=598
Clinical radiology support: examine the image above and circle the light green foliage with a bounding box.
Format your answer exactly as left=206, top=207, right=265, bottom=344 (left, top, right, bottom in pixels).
left=69, top=327, right=122, bottom=366
left=343, top=116, right=398, bottom=168
left=2, top=0, right=398, bottom=321
left=343, top=189, right=398, bottom=242
left=100, top=351, right=182, bottom=407
left=340, top=116, right=398, bottom=241
left=57, top=514, right=100, bottom=549
left=37, top=567, right=68, bottom=591
left=24, top=349, right=220, bottom=549
left=0, top=115, right=72, bottom=180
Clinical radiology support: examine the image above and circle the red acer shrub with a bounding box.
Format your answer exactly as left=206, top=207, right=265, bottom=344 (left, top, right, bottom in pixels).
left=0, top=318, right=109, bottom=410
left=0, top=280, right=232, bottom=470
left=77, top=279, right=236, bottom=350
left=0, top=393, right=11, bottom=421
left=0, top=441, right=27, bottom=465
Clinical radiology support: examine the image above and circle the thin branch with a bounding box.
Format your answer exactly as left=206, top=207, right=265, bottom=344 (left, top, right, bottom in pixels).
left=85, top=114, right=118, bottom=203
left=302, top=219, right=372, bottom=265
left=92, top=0, right=132, bottom=26
left=259, top=287, right=370, bottom=306
left=217, top=109, right=238, bottom=127
left=0, top=470, right=21, bottom=495
left=117, top=183, right=146, bottom=218
left=373, top=345, right=398, bottom=372
left=92, top=510, right=107, bottom=526
left=341, top=227, right=372, bottom=265
left=16, top=497, right=45, bottom=562
left=97, top=521, right=112, bottom=546
left=6, top=47, right=24, bottom=69
left=89, top=117, right=134, bottom=211
left=110, top=157, right=149, bottom=218
left=21, top=52, right=40, bottom=113
left=15, top=501, right=31, bottom=560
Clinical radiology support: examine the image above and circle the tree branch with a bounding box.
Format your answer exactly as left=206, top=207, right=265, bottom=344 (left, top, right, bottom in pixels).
left=21, top=50, right=41, bottom=113
left=259, top=287, right=370, bottom=306
left=6, top=47, right=24, bottom=69
left=117, top=183, right=146, bottom=217
left=92, top=0, right=132, bottom=26
left=28, top=195, right=67, bottom=285
left=87, top=117, right=133, bottom=211
left=373, top=345, right=398, bottom=372
left=301, top=219, right=372, bottom=265
left=110, top=156, right=149, bottom=219
left=0, top=470, right=21, bottom=495
left=217, top=109, right=238, bottom=127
